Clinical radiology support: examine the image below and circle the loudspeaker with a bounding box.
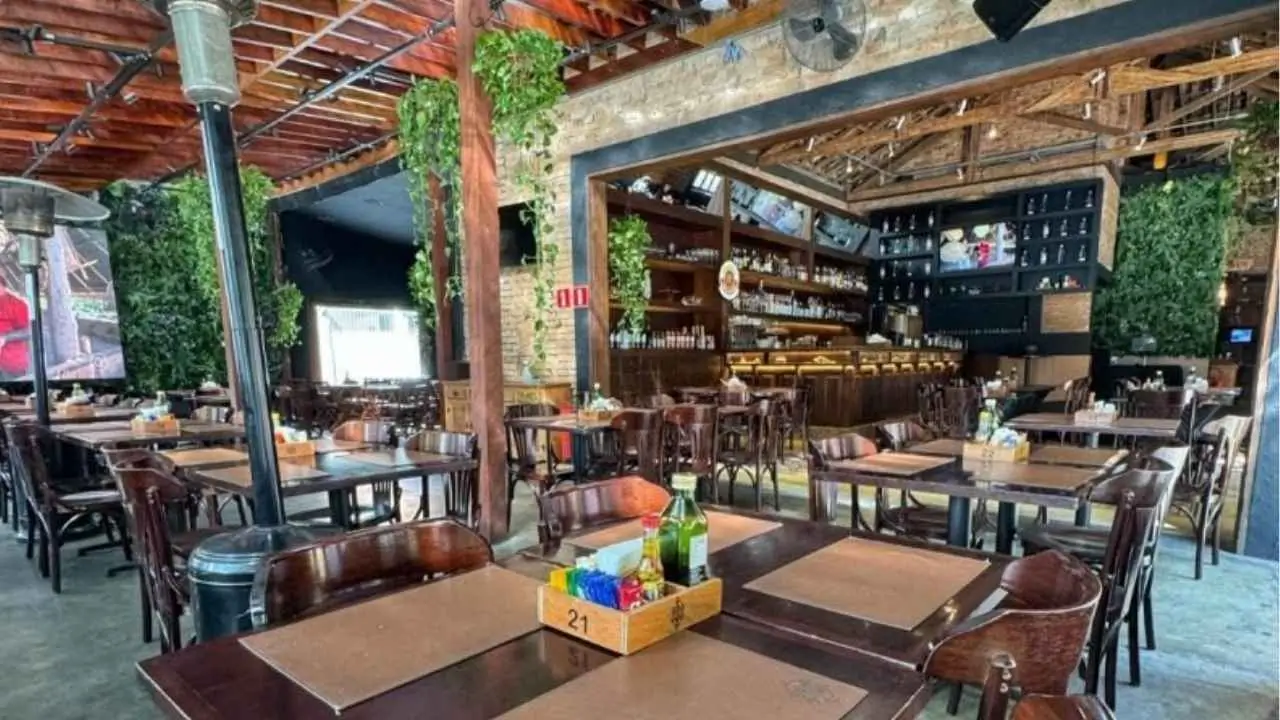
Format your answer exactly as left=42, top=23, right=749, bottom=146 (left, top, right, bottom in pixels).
left=973, top=0, right=1052, bottom=41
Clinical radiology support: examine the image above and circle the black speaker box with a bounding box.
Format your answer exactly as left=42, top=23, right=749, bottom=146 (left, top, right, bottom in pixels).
left=973, top=0, right=1053, bottom=41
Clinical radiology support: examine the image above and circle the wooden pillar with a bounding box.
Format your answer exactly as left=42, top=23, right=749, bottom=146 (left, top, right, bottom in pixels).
left=587, top=180, right=610, bottom=394
left=429, top=174, right=455, bottom=380
left=457, top=0, right=507, bottom=539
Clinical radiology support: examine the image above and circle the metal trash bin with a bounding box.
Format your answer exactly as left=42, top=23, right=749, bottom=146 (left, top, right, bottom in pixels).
left=188, top=525, right=319, bottom=641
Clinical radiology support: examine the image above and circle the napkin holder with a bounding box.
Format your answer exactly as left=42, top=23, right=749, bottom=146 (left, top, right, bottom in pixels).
left=275, top=439, right=316, bottom=460
left=57, top=402, right=96, bottom=419
left=1073, top=409, right=1118, bottom=427
left=132, top=416, right=179, bottom=435
left=963, top=440, right=1030, bottom=464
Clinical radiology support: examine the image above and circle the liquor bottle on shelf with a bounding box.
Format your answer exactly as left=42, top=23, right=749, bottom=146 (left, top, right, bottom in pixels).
left=1019, top=249, right=1029, bottom=268
left=1056, top=243, right=1065, bottom=265
left=908, top=214, right=916, bottom=231
left=1027, top=196, right=1037, bottom=215
left=892, top=216, right=902, bottom=233
left=879, top=238, right=887, bottom=256
left=1085, top=189, right=1095, bottom=208
left=1064, top=189, right=1073, bottom=209
left=881, top=217, right=889, bottom=233
left=1077, top=244, right=1088, bottom=263
left=925, top=235, right=934, bottom=251
left=923, top=284, right=931, bottom=299
left=1078, top=217, right=1089, bottom=236
left=1059, top=219, right=1069, bottom=237
left=1040, top=192, right=1049, bottom=210
left=1021, top=224, right=1031, bottom=242
left=927, top=211, right=935, bottom=228
left=1041, top=222, right=1050, bottom=239
left=1039, top=247, right=1048, bottom=266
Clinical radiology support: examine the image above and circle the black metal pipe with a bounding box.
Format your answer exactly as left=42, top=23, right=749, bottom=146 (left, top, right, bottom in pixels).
left=24, top=265, right=49, bottom=425
left=196, top=101, right=285, bottom=525
left=23, top=30, right=173, bottom=178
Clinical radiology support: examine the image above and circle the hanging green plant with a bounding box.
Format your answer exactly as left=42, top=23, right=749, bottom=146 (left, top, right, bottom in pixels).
left=474, top=29, right=565, bottom=377
left=1093, top=174, right=1235, bottom=357
left=1231, top=100, right=1278, bottom=226
left=608, top=215, right=651, bottom=336
left=397, top=78, right=463, bottom=328
left=170, top=166, right=303, bottom=381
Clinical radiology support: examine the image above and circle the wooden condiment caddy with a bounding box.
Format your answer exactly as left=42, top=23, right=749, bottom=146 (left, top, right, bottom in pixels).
left=962, top=440, right=1030, bottom=464
left=538, top=578, right=722, bottom=655
left=1073, top=409, right=1118, bottom=427
left=275, top=439, right=316, bottom=460
left=58, top=403, right=95, bottom=419
left=131, top=416, right=179, bottom=436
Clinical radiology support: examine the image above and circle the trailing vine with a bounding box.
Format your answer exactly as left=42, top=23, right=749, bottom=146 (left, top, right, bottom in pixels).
left=608, top=215, right=651, bottom=336
left=474, top=29, right=564, bottom=377
left=1231, top=100, right=1278, bottom=226
left=397, top=78, right=463, bottom=328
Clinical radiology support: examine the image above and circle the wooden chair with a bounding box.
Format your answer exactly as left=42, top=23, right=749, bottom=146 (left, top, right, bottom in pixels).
left=536, top=475, right=671, bottom=546
left=1125, top=388, right=1192, bottom=419
left=0, top=421, right=14, bottom=531
left=922, top=550, right=1102, bottom=720
left=773, top=386, right=810, bottom=452
left=719, top=400, right=781, bottom=512
left=249, top=519, right=493, bottom=628
left=643, top=393, right=676, bottom=408
left=1023, top=464, right=1173, bottom=710
left=6, top=421, right=131, bottom=594
left=504, top=404, right=571, bottom=519
left=806, top=432, right=879, bottom=530
left=610, top=409, right=665, bottom=485
left=661, top=405, right=718, bottom=498
left=191, top=405, right=231, bottom=424
left=941, top=386, right=981, bottom=438
left=112, top=467, right=203, bottom=653
left=1169, top=423, right=1241, bottom=580
left=402, top=429, right=479, bottom=528
left=290, top=419, right=400, bottom=529
left=331, top=418, right=397, bottom=444
left=1012, top=694, right=1115, bottom=720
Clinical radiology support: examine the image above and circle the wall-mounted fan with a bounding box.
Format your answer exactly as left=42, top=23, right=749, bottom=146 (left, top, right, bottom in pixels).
left=781, top=0, right=867, bottom=72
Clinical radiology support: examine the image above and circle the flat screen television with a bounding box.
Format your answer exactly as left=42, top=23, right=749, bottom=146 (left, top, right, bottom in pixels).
left=938, top=222, right=1017, bottom=273
left=1228, top=327, right=1254, bottom=344
left=499, top=203, right=537, bottom=267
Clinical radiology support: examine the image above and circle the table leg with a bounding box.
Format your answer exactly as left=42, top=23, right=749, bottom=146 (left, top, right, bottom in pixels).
left=570, top=435, right=590, bottom=483
left=327, top=489, right=351, bottom=528
left=946, top=496, right=971, bottom=548
left=809, top=479, right=839, bottom=523
left=1075, top=501, right=1091, bottom=527
left=996, top=502, right=1017, bottom=554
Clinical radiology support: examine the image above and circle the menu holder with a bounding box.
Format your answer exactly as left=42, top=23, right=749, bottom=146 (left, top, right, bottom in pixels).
left=275, top=439, right=315, bottom=460
left=131, top=416, right=178, bottom=435
left=1073, top=409, right=1118, bottom=427
left=58, top=403, right=95, bottom=419
left=538, top=578, right=722, bottom=655
left=962, top=440, right=1029, bottom=464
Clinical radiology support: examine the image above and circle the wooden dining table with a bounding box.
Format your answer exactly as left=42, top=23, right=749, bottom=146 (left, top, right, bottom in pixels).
left=178, top=448, right=475, bottom=526
left=813, top=446, right=1125, bottom=553
left=137, top=510, right=1006, bottom=719
left=0, top=402, right=139, bottom=425
left=54, top=421, right=245, bottom=450
left=1003, top=412, right=1180, bottom=440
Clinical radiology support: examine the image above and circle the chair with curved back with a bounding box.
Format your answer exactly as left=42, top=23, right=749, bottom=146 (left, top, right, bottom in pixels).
left=718, top=400, right=781, bottom=512
left=661, top=404, right=718, bottom=498
left=922, top=550, right=1102, bottom=720
left=536, top=475, right=671, bottom=546
left=6, top=421, right=131, bottom=594
left=1012, top=694, right=1115, bottom=720
left=289, top=419, right=400, bottom=529
left=941, top=386, right=981, bottom=439
left=806, top=432, right=879, bottom=530
left=249, top=519, right=493, bottom=628
left=873, top=419, right=988, bottom=546
left=402, top=429, right=480, bottom=528
left=1169, top=420, right=1243, bottom=580
left=607, top=409, right=666, bottom=484
left=504, top=404, right=571, bottom=521
left=1126, top=388, right=1193, bottom=419
left=643, top=393, right=676, bottom=408
left=773, top=386, right=810, bottom=452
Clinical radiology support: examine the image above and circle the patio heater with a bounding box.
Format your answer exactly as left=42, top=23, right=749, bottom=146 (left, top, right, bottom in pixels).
left=157, top=0, right=316, bottom=640
left=0, top=178, right=109, bottom=426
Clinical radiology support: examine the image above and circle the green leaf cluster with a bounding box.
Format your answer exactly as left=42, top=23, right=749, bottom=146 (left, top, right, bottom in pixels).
left=474, top=29, right=565, bottom=377
left=102, top=166, right=303, bottom=393
left=397, top=78, right=464, bottom=329
left=608, top=215, right=651, bottom=336
left=1231, top=100, right=1278, bottom=226
left=1093, top=175, right=1236, bottom=358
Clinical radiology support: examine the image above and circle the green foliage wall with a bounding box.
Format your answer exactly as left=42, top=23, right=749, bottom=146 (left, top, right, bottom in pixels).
left=102, top=168, right=302, bottom=393
left=1093, top=175, right=1236, bottom=358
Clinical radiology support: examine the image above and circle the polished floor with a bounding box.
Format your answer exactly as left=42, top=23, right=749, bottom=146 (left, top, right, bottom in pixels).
left=0, top=480, right=1275, bottom=720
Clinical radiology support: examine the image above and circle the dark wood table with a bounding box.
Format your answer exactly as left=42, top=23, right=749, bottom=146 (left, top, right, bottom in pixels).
left=0, top=403, right=140, bottom=425
left=814, top=450, right=1122, bottom=553
left=523, top=509, right=1005, bottom=667
left=907, top=438, right=1127, bottom=470
left=184, top=449, right=475, bottom=525
left=1003, top=412, right=1179, bottom=440
left=54, top=421, right=245, bottom=450
left=138, top=511, right=996, bottom=719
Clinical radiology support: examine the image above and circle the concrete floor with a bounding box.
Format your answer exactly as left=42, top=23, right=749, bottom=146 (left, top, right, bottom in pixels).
left=0, top=477, right=1275, bottom=720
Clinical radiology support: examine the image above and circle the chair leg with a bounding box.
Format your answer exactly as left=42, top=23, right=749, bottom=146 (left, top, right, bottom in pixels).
left=49, top=528, right=62, bottom=594
left=1193, top=517, right=1207, bottom=581
left=25, top=509, right=35, bottom=560
left=139, top=569, right=154, bottom=644
left=234, top=496, right=249, bottom=526
left=1104, top=635, right=1119, bottom=710
left=1210, top=511, right=1223, bottom=566
left=37, top=525, right=50, bottom=579
left=1143, top=582, right=1157, bottom=650
left=1127, top=599, right=1141, bottom=687
left=945, top=684, right=963, bottom=715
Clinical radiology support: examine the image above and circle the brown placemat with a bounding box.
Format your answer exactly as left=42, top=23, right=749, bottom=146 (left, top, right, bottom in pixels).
left=1028, top=445, right=1126, bottom=469
left=907, top=438, right=964, bottom=457
left=161, top=447, right=247, bottom=468
left=833, top=453, right=955, bottom=477
left=199, top=462, right=328, bottom=488
left=499, top=632, right=865, bottom=719
left=962, top=458, right=1099, bottom=491
left=343, top=450, right=452, bottom=468
left=312, top=437, right=372, bottom=454
left=744, top=538, right=989, bottom=631
left=241, top=566, right=541, bottom=712
left=570, top=510, right=781, bottom=554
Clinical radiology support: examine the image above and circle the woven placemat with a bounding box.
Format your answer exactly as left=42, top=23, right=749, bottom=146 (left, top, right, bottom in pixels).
left=499, top=631, right=865, bottom=719
left=744, top=538, right=989, bottom=631
left=240, top=566, right=541, bottom=712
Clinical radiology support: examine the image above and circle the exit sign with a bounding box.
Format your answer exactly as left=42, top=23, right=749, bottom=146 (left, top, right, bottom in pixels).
left=555, top=285, right=589, bottom=309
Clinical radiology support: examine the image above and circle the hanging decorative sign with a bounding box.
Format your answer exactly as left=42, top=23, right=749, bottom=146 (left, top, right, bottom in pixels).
left=717, top=261, right=741, bottom=301
left=555, top=285, right=591, bottom=309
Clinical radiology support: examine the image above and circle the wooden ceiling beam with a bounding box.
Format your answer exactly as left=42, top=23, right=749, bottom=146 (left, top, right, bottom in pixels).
left=762, top=45, right=1280, bottom=166
left=518, top=0, right=627, bottom=39
left=0, top=126, right=154, bottom=151
left=1141, top=67, right=1275, bottom=133
left=1025, top=111, right=1128, bottom=136
left=496, top=3, right=592, bottom=48
left=261, top=0, right=342, bottom=19
left=581, top=0, right=648, bottom=25
left=682, top=0, right=783, bottom=46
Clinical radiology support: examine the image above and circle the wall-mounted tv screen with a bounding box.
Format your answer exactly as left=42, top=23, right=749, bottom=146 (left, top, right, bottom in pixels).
left=0, top=223, right=124, bottom=381
left=499, top=202, right=537, bottom=267
left=938, top=222, right=1017, bottom=273
left=1228, top=327, right=1254, bottom=344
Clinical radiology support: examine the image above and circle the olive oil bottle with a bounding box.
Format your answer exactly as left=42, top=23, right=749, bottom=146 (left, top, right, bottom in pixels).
left=659, top=474, right=709, bottom=585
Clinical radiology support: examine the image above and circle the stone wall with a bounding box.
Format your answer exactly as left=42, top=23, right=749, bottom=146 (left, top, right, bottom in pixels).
left=1228, top=222, right=1277, bottom=273
left=495, top=0, right=1130, bottom=382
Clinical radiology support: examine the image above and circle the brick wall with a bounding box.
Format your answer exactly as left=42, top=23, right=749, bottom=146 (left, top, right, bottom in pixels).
left=495, top=0, right=1131, bottom=382
left=1228, top=222, right=1277, bottom=273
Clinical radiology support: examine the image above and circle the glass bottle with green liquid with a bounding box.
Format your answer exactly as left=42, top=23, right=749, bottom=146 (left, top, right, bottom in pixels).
left=659, top=474, right=709, bottom=585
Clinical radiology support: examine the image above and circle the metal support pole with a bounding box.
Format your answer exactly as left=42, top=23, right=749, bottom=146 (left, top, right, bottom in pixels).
left=24, top=263, right=48, bottom=425
left=196, top=101, right=284, bottom=525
